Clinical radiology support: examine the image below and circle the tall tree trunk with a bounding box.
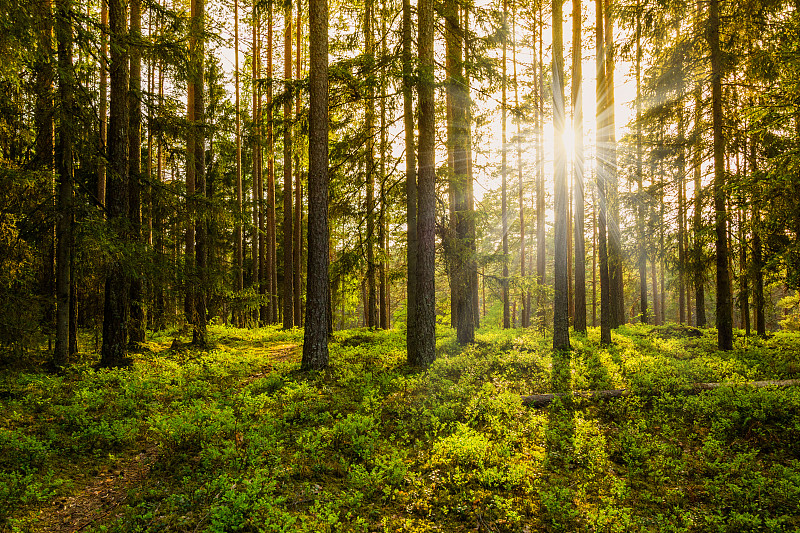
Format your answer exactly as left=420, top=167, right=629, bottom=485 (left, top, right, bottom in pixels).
left=596, top=0, right=611, bottom=345
left=191, top=0, right=207, bottom=346
left=365, top=0, right=377, bottom=328
left=268, top=2, right=278, bottom=324
left=412, top=0, right=436, bottom=365
left=98, top=0, right=107, bottom=208
left=403, top=0, right=417, bottom=355
left=604, top=0, right=623, bottom=328
left=750, top=133, right=765, bottom=336
left=379, top=5, right=389, bottom=329
left=636, top=0, right=647, bottom=324
left=294, top=1, right=303, bottom=326
left=513, top=4, right=527, bottom=329
left=250, top=1, right=260, bottom=326
left=101, top=0, right=130, bottom=366
left=258, top=14, right=268, bottom=326
left=709, top=0, right=733, bottom=350
left=465, top=7, right=479, bottom=330
left=283, top=0, right=295, bottom=329
left=693, top=85, right=706, bottom=327
left=572, top=0, right=586, bottom=333
left=129, top=0, right=145, bottom=344
left=536, top=6, right=546, bottom=327
left=55, top=0, right=74, bottom=366
left=301, top=0, right=329, bottom=369
left=234, top=0, right=243, bottom=326
left=553, top=0, right=569, bottom=350
left=678, top=71, right=686, bottom=324
left=501, top=0, right=510, bottom=329
left=447, top=0, right=473, bottom=343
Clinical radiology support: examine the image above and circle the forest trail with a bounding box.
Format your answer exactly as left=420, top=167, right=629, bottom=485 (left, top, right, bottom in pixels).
left=28, top=342, right=299, bottom=533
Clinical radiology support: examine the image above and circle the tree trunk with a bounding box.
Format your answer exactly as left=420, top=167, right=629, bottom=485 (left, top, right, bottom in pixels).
left=101, top=0, right=130, bottom=366
left=693, top=86, right=706, bottom=327
left=267, top=3, right=278, bottom=324
left=513, top=5, right=527, bottom=329
left=750, top=133, right=765, bottom=336
left=55, top=0, right=74, bottom=366
left=294, top=1, right=303, bottom=327
left=636, top=0, right=647, bottom=324
left=283, top=0, right=294, bottom=329
left=234, top=0, right=243, bottom=326
left=412, top=0, right=436, bottom=366
left=596, top=0, right=611, bottom=345
left=379, top=6, right=389, bottom=330
left=709, top=0, right=733, bottom=350
left=465, top=7, right=479, bottom=330
left=129, top=0, right=145, bottom=344
left=191, top=0, right=207, bottom=347
left=403, top=0, right=417, bottom=356
left=536, top=7, right=546, bottom=328
left=98, top=0, right=107, bottom=208
left=572, top=0, right=586, bottom=333
left=552, top=0, right=569, bottom=350
left=365, top=0, right=377, bottom=329
left=501, top=0, right=510, bottom=329
left=301, top=0, right=330, bottom=370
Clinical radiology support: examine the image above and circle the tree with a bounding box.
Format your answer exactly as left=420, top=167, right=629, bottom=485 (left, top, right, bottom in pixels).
left=596, top=0, right=611, bottom=345
left=572, top=0, right=586, bottom=334
left=283, top=0, right=295, bottom=329
left=552, top=0, right=569, bottom=350
left=129, top=0, right=145, bottom=344
left=403, top=0, right=417, bottom=358
left=101, top=0, right=130, bottom=366
left=708, top=0, right=732, bottom=350
left=411, top=0, right=436, bottom=366
left=301, top=0, right=329, bottom=370
left=501, top=0, right=510, bottom=329
left=365, top=0, right=377, bottom=328
left=234, top=0, right=244, bottom=326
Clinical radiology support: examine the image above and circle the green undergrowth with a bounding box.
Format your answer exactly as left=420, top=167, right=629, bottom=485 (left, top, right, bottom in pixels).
left=3, top=323, right=800, bottom=532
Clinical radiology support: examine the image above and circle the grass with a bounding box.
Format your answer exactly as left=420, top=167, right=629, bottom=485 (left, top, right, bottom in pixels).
left=2, top=322, right=800, bottom=531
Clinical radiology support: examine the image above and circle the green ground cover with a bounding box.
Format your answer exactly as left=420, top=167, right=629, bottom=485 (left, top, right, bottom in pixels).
left=2, top=322, right=800, bottom=532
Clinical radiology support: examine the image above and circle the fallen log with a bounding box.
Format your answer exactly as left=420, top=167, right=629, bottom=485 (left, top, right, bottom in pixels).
left=521, top=379, right=800, bottom=408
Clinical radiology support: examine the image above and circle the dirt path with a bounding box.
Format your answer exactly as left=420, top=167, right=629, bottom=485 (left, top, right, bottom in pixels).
left=27, top=343, right=299, bottom=533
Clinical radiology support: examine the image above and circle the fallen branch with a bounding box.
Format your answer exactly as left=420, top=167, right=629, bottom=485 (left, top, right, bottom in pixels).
left=521, top=379, right=800, bottom=408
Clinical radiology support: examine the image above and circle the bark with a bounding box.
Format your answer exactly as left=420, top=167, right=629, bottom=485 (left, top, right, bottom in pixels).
left=596, top=0, right=611, bottom=345
left=403, top=0, right=417, bottom=355
left=98, top=0, right=107, bottom=208
left=501, top=0, right=510, bottom=329
left=365, top=0, right=377, bottom=328
left=129, top=0, right=145, bottom=344
left=709, top=0, right=733, bottom=350
left=446, top=0, right=473, bottom=344
left=235, top=0, right=243, bottom=326
left=536, top=8, right=546, bottom=327
left=294, top=0, right=302, bottom=327
left=191, top=0, right=207, bottom=347
left=750, top=134, right=765, bottom=336
left=101, top=0, right=130, bottom=366
left=55, top=0, right=74, bottom=366
left=465, top=8, right=479, bottom=330
left=412, top=0, right=436, bottom=366
left=268, top=3, right=278, bottom=324
left=693, top=86, right=706, bottom=327
left=301, top=0, right=330, bottom=370
left=283, top=0, right=295, bottom=329
left=573, top=0, right=586, bottom=333
left=513, top=5, right=527, bottom=329
left=636, top=0, right=647, bottom=324
left=604, top=0, right=623, bottom=328
left=251, top=1, right=260, bottom=325
left=379, top=7, right=389, bottom=330
left=552, top=0, right=569, bottom=351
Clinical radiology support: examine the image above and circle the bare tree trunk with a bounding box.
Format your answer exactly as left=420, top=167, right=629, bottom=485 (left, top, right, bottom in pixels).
left=465, top=7, right=479, bottom=330
left=750, top=132, right=765, bottom=336
left=636, top=0, right=647, bottom=324
left=596, top=0, right=610, bottom=345
left=536, top=7, right=546, bottom=328
left=501, top=0, right=510, bottom=329
left=403, top=0, right=417, bottom=354
left=267, top=2, right=278, bottom=324
left=283, top=0, right=295, bottom=329
left=301, top=0, right=330, bottom=369
left=234, top=0, right=243, bottom=326
left=572, top=0, right=586, bottom=333
left=379, top=5, right=389, bottom=330
left=294, top=0, right=303, bottom=326
left=553, top=0, right=569, bottom=350
left=693, top=84, right=706, bottom=327
left=129, top=0, right=145, bottom=344
left=365, top=0, right=377, bottom=328
left=55, top=0, right=74, bottom=366
left=101, top=0, right=130, bottom=366
left=411, top=0, right=436, bottom=366
left=709, top=0, right=733, bottom=350
left=98, top=0, right=107, bottom=208
left=513, top=4, right=527, bottom=328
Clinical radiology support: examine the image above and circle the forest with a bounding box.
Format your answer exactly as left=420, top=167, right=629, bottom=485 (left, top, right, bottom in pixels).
left=3, top=0, right=800, bottom=529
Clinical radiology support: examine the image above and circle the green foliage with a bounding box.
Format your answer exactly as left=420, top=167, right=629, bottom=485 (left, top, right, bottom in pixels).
left=4, top=324, right=800, bottom=532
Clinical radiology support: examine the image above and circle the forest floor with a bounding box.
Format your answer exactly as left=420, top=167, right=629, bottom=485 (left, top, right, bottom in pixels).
left=2, top=321, right=800, bottom=532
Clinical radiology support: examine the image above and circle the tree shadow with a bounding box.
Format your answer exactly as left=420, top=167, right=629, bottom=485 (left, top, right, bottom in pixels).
left=542, top=348, right=578, bottom=530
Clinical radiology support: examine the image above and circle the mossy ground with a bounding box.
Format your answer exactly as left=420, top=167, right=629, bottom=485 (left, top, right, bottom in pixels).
left=2, top=322, right=800, bottom=532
